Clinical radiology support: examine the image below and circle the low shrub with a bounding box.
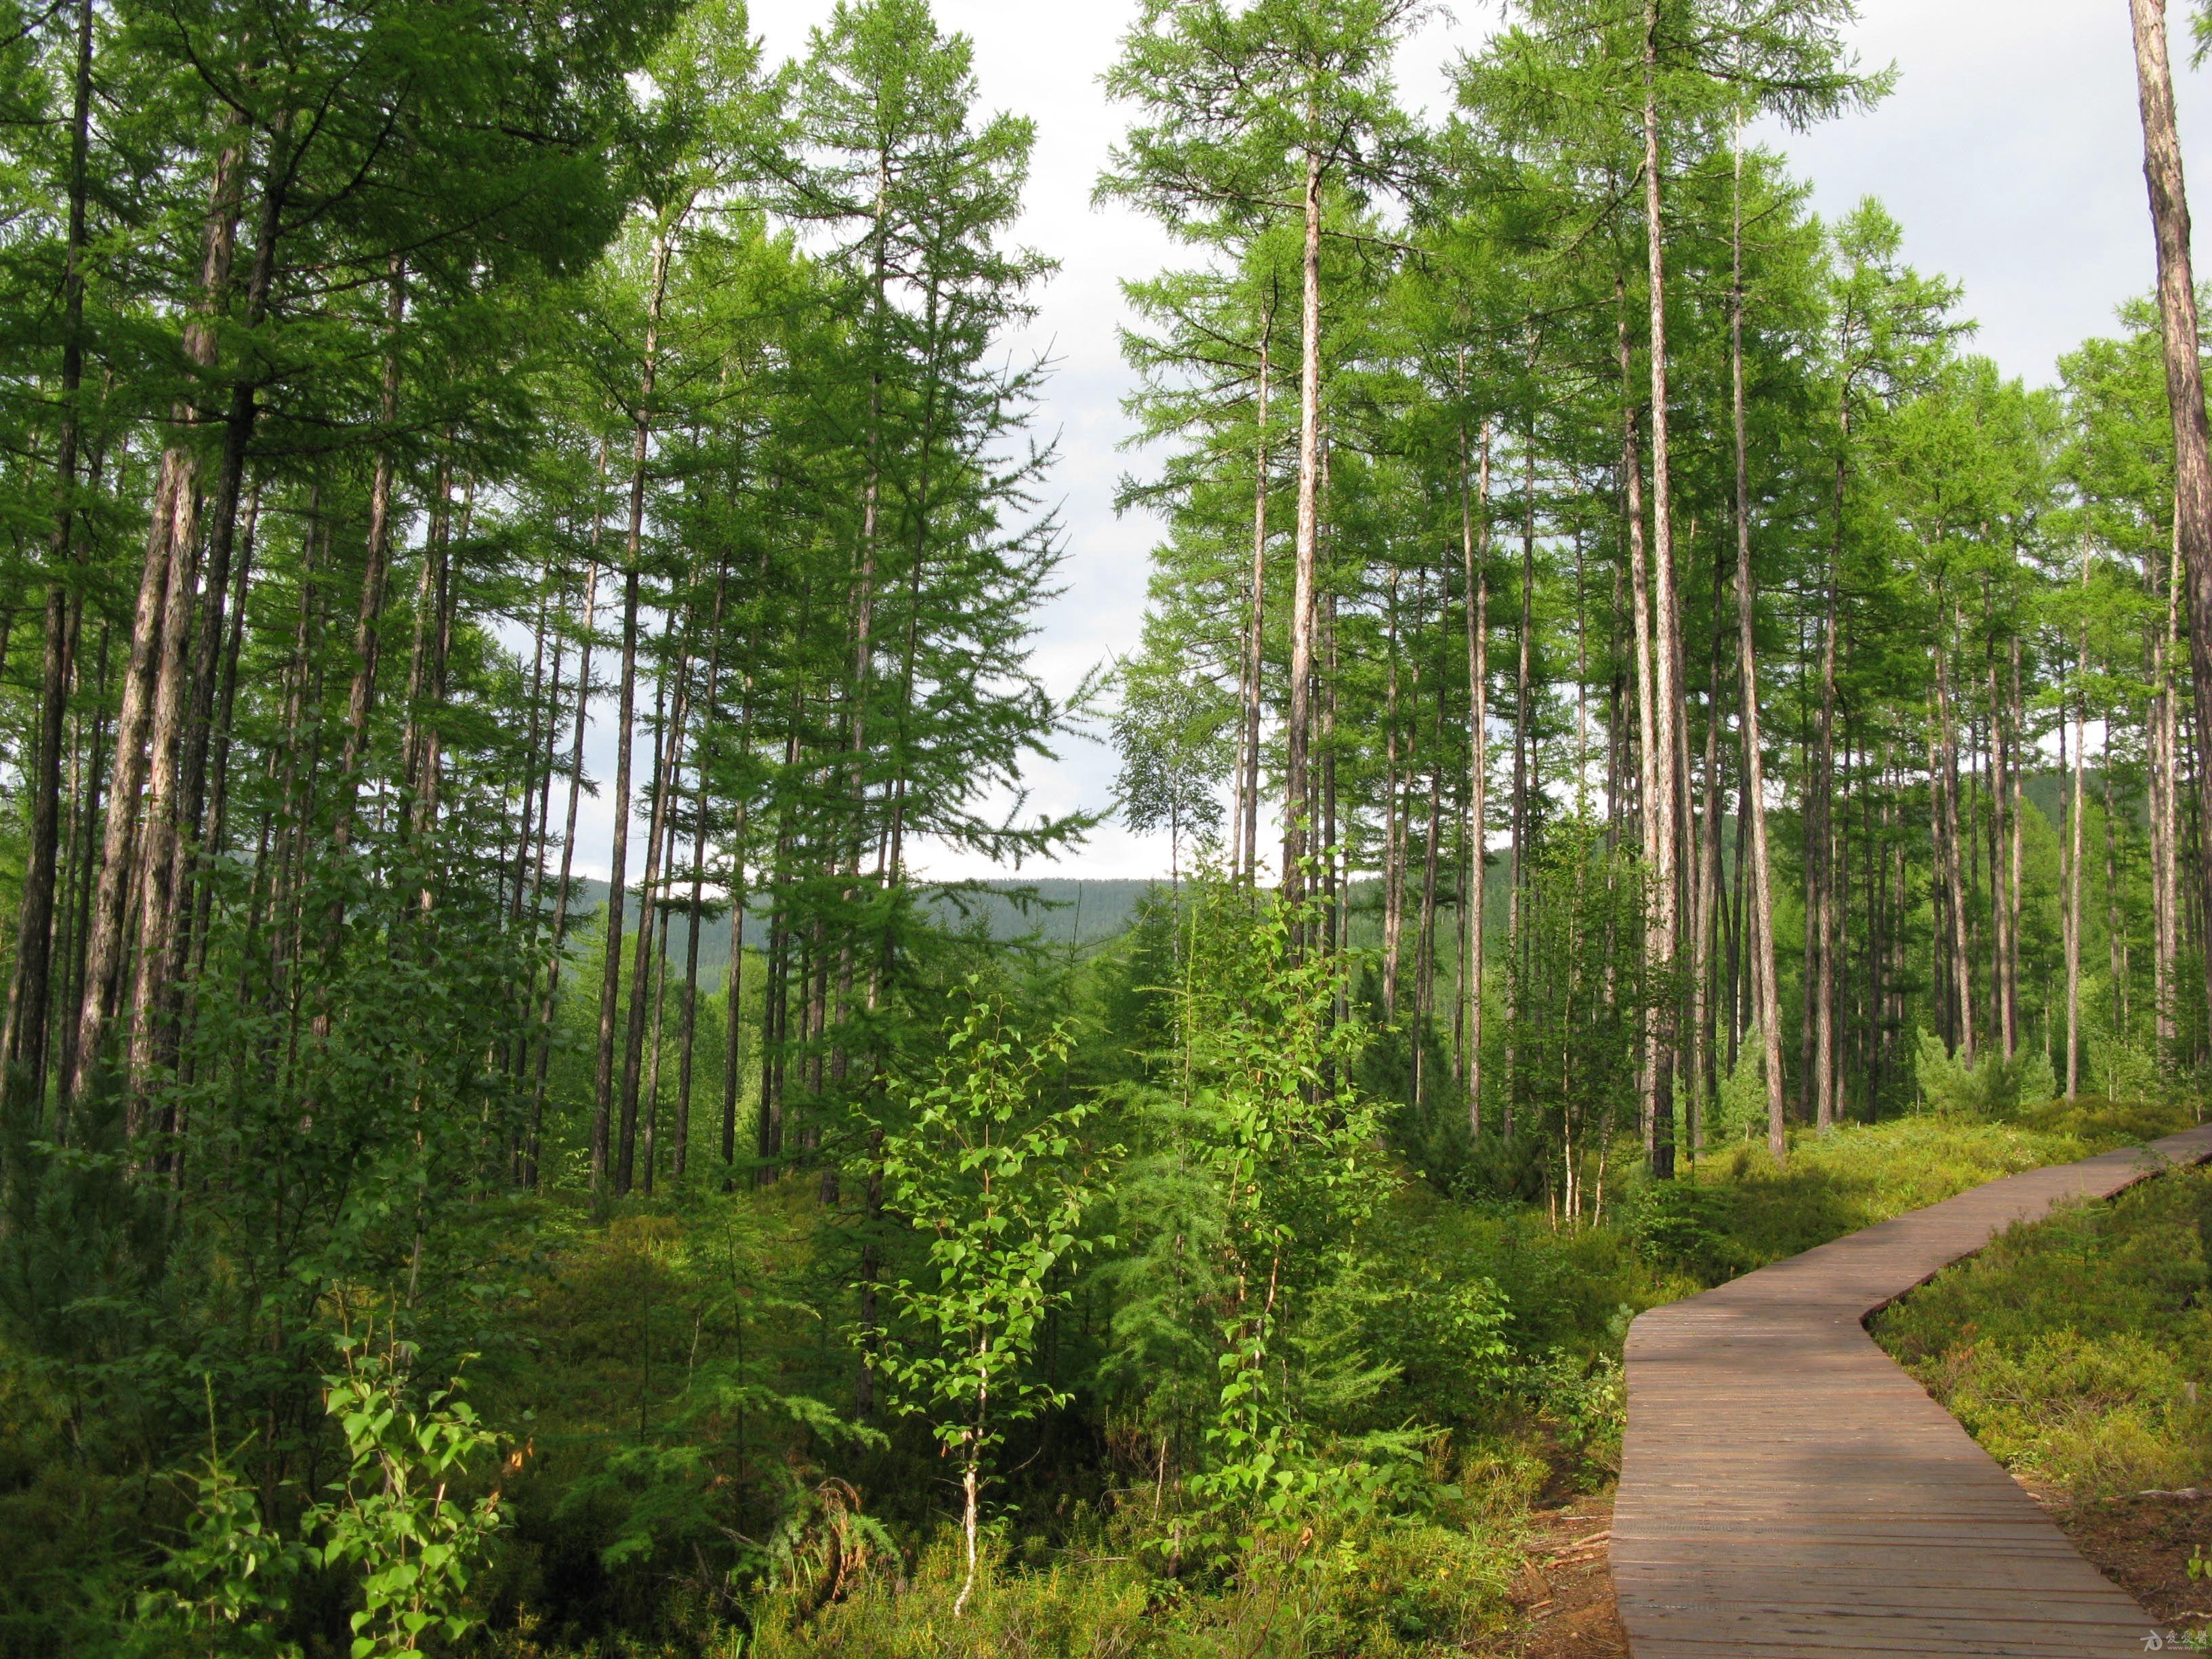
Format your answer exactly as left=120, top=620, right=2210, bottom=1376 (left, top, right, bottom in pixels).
left=1873, top=1164, right=2212, bottom=1502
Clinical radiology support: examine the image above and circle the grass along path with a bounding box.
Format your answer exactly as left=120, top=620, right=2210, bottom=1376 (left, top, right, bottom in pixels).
left=1871, top=1155, right=2212, bottom=1637
left=726, top=1103, right=2205, bottom=1658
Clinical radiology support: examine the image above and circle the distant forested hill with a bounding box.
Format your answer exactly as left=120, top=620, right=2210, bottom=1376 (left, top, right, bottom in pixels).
left=565, top=877, right=1158, bottom=983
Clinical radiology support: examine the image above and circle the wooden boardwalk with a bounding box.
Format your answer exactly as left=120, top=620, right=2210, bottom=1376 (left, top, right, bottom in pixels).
left=1612, top=1122, right=2212, bottom=1658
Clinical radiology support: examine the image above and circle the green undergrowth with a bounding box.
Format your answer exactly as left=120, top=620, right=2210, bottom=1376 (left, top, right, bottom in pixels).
left=743, top=1500, right=1526, bottom=1659
left=489, top=1107, right=2196, bottom=1656
left=1622, top=1097, right=2199, bottom=1286
left=468, top=1181, right=1654, bottom=1659
left=1871, top=1155, right=2212, bottom=1501
left=8, top=1101, right=2190, bottom=1659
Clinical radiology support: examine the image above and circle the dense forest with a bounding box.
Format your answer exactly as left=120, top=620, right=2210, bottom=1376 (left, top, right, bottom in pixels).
left=0, top=0, right=2208, bottom=1655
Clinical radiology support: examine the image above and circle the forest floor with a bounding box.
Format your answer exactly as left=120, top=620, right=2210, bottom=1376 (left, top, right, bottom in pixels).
left=2041, top=1486, right=2212, bottom=1633
left=1498, top=1486, right=1625, bottom=1659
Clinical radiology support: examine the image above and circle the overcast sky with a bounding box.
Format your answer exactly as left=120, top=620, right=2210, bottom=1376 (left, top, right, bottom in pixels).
left=568, top=0, right=2212, bottom=888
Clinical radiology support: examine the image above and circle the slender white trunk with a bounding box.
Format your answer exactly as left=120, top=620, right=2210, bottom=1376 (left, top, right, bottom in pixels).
left=2065, top=713, right=2085, bottom=1095
left=1730, top=123, right=1787, bottom=1160
left=1461, top=405, right=1490, bottom=1136
left=1243, top=318, right=1271, bottom=881
left=1642, top=7, right=1683, bottom=1168
left=1283, top=147, right=1323, bottom=905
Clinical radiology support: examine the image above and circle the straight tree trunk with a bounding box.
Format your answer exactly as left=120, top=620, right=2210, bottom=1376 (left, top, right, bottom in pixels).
left=56, top=623, right=109, bottom=1132
left=399, top=459, right=453, bottom=827
left=1322, top=590, right=1342, bottom=1015
left=621, top=628, right=693, bottom=1192
left=1641, top=19, right=1685, bottom=1172
left=4, top=0, right=96, bottom=1120
left=640, top=800, right=682, bottom=1193
left=674, top=567, right=726, bottom=1183
left=1382, top=571, right=1405, bottom=1018
left=176, top=483, right=260, bottom=1102
left=1282, top=146, right=1324, bottom=906
left=1988, top=646, right=2018, bottom=1062
left=2129, top=0, right=2212, bottom=1045
left=2066, top=605, right=2089, bottom=1097
left=533, top=549, right=602, bottom=1180
left=1694, top=626, right=1724, bottom=1153
left=722, top=668, right=760, bottom=1179
left=1461, top=411, right=1490, bottom=1136
left=1729, top=127, right=1788, bottom=1160
left=1243, top=314, right=1272, bottom=882
left=1834, top=726, right=1854, bottom=1122
left=2009, top=637, right=2026, bottom=1052
left=1510, top=429, right=1538, bottom=1139
left=1416, top=725, right=1445, bottom=1107
left=2107, top=764, right=2127, bottom=1031
left=125, top=433, right=212, bottom=1125
left=333, top=261, right=409, bottom=846
left=1727, top=769, right=1747, bottom=1067
left=1806, top=419, right=1848, bottom=1126
left=160, top=119, right=295, bottom=1052
left=512, top=602, right=559, bottom=1179
left=1934, top=623, right=1975, bottom=1065
left=594, top=229, right=672, bottom=1202
left=2158, top=525, right=2183, bottom=1048
left=1620, top=289, right=1662, bottom=1155
left=67, top=123, right=248, bottom=1117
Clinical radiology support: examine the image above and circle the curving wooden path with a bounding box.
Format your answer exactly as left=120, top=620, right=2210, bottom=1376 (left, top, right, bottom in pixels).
left=1612, top=1121, right=2212, bottom=1658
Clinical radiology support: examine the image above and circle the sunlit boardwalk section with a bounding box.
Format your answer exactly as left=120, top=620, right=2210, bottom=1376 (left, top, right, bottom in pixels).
left=1612, top=1122, right=2212, bottom=1658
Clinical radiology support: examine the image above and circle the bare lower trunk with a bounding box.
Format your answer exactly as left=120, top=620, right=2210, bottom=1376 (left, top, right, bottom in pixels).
left=674, top=569, right=727, bottom=1182
left=1382, top=574, right=1404, bottom=1018
left=1934, top=626, right=1973, bottom=1065
left=621, top=629, right=692, bottom=1193
left=2130, top=0, right=2212, bottom=1046
left=1243, top=317, right=1272, bottom=882
left=68, top=125, right=248, bottom=1115
left=1693, top=624, right=1723, bottom=1155
left=723, top=796, right=753, bottom=1174
left=1461, top=409, right=1490, bottom=1136
left=2066, top=615, right=2089, bottom=1097
left=2107, top=765, right=2127, bottom=1031
left=1641, top=5, right=1684, bottom=1174
left=1988, top=646, right=2018, bottom=1061
left=125, top=457, right=207, bottom=1125
left=533, top=550, right=601, bottom=1180
left=2009, top=638, right=2026, bottom=1052
left=333, top=262, right=409, bottom=848
left=1729, top=129, right=1786, bottom=1159
left=954, top=1452, right=982, bottom=1618
left=2157, top=523, right=2183, bottom=1048
left=1620, top=287, right=1660, bottom=1155
left=1415, top=744, right=1444, bottom=1107
left=4, top=0, right=96, bottom=1121
left=1282, top=146, right=1323, bottom=906
left=1509, top=432, right=1538, bottom=1139
left=594, top=230, right=672, bottom=1202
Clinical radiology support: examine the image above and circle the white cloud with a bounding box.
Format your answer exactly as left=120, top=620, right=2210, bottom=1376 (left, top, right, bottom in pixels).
left=1778, top=0, right=2212, bottom=386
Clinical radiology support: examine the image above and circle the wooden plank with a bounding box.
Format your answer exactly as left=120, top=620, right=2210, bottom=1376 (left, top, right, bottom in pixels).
left=1612, top=1122, right=2212, bottom=1659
